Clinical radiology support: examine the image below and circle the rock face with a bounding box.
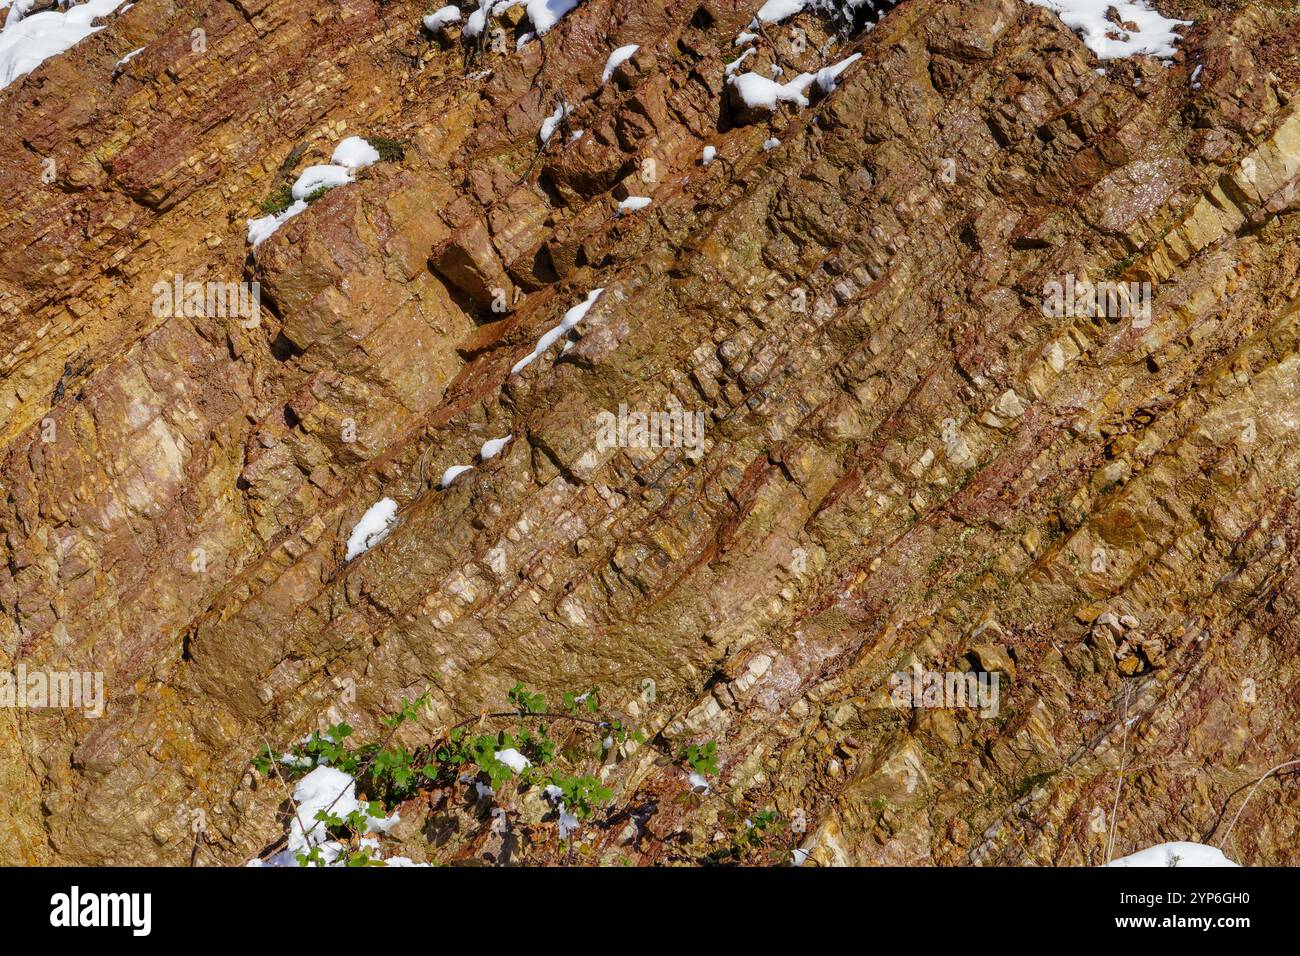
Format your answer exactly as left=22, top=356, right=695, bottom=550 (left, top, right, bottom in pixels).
left=1, top=0, right=1299, bottom=866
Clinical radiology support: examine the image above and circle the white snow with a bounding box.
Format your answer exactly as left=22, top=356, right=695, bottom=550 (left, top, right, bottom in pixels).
left=557, top=806, right=579, bottom=839
left=751, top=0, right=806, bottom=25
left=762, top=137, right=780, bottom=150
left=539, top=99, right=572, bottom=144
left=733, top=31, right=757, bottom=46
left=331, top=136, right=381, bottom=170
left=729, top=52, right=860, bottom=111
left=480, top=435, right=512, bottom=460
left=0, top=0, right=127, bottom=89
left=813, top=51, right=860, bottom=93
left=525, top=0, right=579, bottom=34
left=423, top=5, right=461, bottom=31
left=441, top=464, right=473, bottom=488
left=248, top=763, right=411, bottom=866
left=600, top=43, right=638, bottom=84
left=464, top=0, right=491, bottom=37
left=702, top=145, right=717, bottom=166
left=688, top=771, right=710, bottom=790
left=291, top=163, right=352, bottom=200
left=114, top=45, right=143, bottom=68
left=345, top=497, right=398, bottom=560
left=617, top=195, right=651, bottom=214
left=1023, top=1, right=1191, bottom=61
left=288, top=765, right=397, bottom=856
left=729, top=69, right=816, bottom=110
left=1108, top=842, right=1239, bottom=868
left=462, top=0, right=579, bottom=43
left=247, top=199, right=308, bottom=250
left=494, top=747, right=531, bottom=773
left=510, top=287, right=604, bottom=375
left=2, top=1, right=38, bottom=26
left=724, top=47, right=754, bottom=76
left=569, top=128, right=584, bottom=142
left=542, top=785, right=580, bottom=840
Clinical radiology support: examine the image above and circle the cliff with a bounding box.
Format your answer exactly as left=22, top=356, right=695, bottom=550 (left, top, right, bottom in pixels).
left=1, top=0, right=1298, bottom=865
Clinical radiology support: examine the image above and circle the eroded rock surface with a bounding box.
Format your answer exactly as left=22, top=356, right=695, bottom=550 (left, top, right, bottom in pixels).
left=1, top=0, right=1299, bottom=865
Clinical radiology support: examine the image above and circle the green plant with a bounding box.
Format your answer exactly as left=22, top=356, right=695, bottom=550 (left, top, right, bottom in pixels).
left=704, top=806, right=788, bottom=864
left=254, top=682, right=649, bottom=865
left=682, top=739, right=719, bottom=778
left=259, top=184, right=295, bottom=215
left=546, top=772, right=612, bottom=820
left=382, top=691, right=432, bottom=728
left=563, top=686, right=599, bottom=713
left=508, top=681, right=546, bottom=715
left=367, top=135, right=407, bottom=162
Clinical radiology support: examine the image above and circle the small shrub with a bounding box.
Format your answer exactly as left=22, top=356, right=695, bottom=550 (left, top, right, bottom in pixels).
left=367, top=135, right=407, bottom=162
left=254, top=684, right=650, bottom=864
left=682, top=739, right=719, bottom=778
left=259, top=185, right=295, bottom=215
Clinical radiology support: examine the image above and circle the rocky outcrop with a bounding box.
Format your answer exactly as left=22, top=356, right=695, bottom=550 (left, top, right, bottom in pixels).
left=1, top=0, right=1299, bottom=865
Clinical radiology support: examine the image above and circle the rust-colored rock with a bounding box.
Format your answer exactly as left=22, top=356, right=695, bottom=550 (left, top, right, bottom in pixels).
left=1, top=0, right=1299, bottom=868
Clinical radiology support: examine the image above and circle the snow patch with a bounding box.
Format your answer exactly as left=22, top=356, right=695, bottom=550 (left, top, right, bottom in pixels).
left=813, top=51, right=860, bottom=93
left=600, top=43, right=638, bottom=84
left=423, top=5, right=461, bottom=31
left=247, top=199, right=308, bottom=250
left=291, top=163, right=352, bottom=200
left=345, top=497, right=398, bottom=560
left=480, top=435, right=512, bottom=460
left=728, top=51, right=860, bottom=112
left=751, top=0, right=806, bottom=25
left=701, top=145, right=717, bottom=165
left=1108, top=842, right=1239, bottom=868
left=495, top=748, right=531, bottom=773
left=543, top=784, right=581, bottom=840
left=288, top=765, right=398, bottom=857
left=441, top=464, right=474, bottom=488
left=114, top=45, right=143, bottom=68
left=510, top=287, right=604, bottom=375
left=725, top=47, right=754, bottom=76
left=463, top=0, right=492, bottom=37
left=729, top=69, right=816, bottom=110
left=1023, top=0, right=1190, bottom=61
left=539, top=99, right=572, bottom=144
left=331, top=136, right=381, bottom=170
left=525, top=0, right=579, bottom=34
left=0, top=0, right=128, bottom=89
left=617, top=195, right=652, bottom=214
